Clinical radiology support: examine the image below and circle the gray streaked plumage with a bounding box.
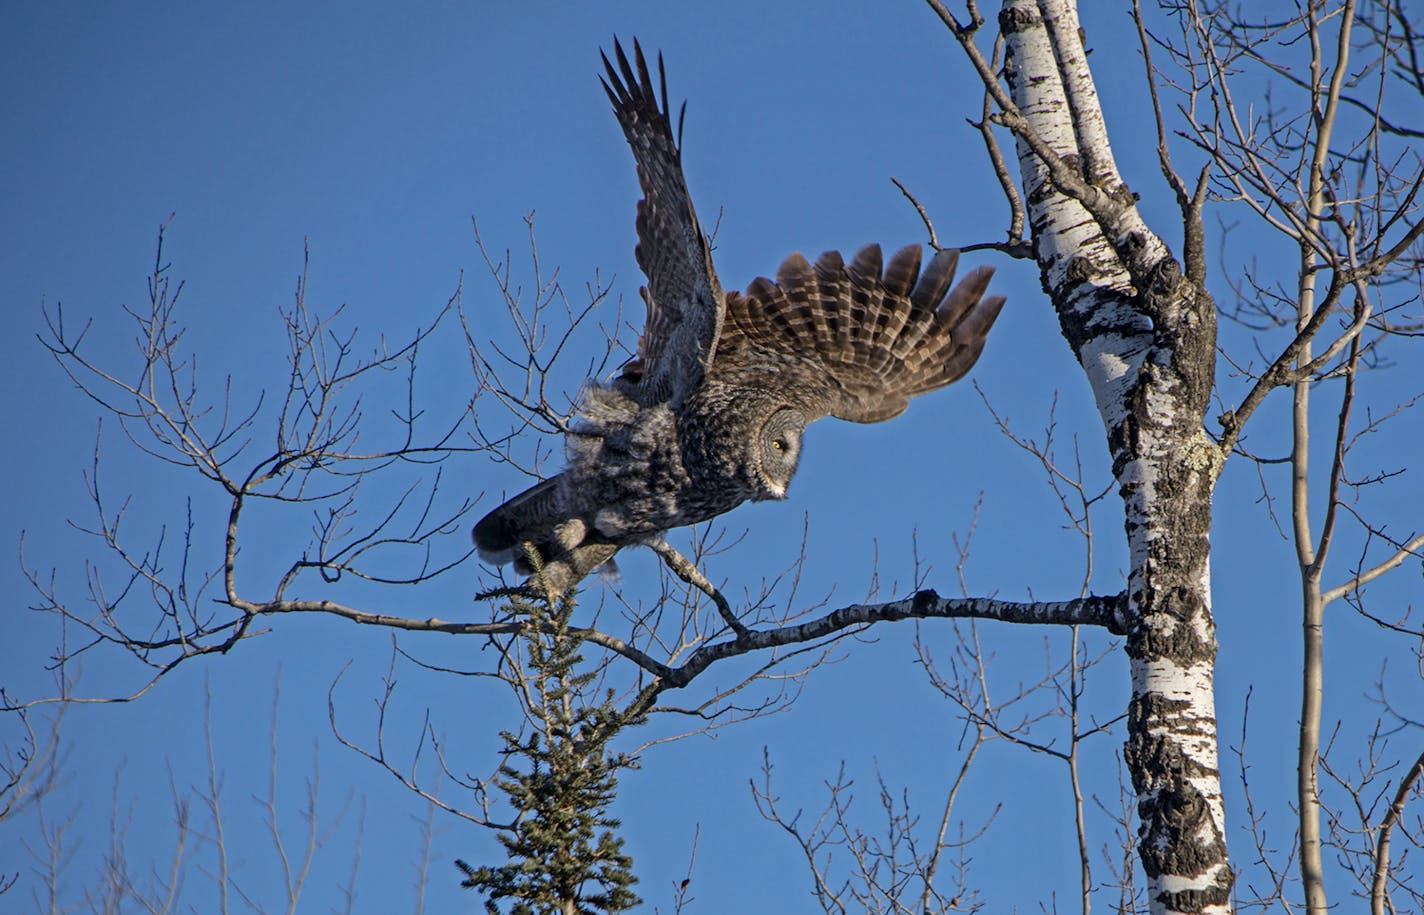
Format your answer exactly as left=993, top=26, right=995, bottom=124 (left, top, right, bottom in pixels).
left=474, top=39, right=1006, bottom=592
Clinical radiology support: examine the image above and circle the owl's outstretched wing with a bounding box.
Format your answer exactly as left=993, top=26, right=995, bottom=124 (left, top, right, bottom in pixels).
left=719, top=244, right=1005, bottom=423
left=601, top=38, right=724, bottom=409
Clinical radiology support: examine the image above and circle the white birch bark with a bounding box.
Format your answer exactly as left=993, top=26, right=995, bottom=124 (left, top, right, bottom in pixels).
left=998, top=2, right=1231, bottom=912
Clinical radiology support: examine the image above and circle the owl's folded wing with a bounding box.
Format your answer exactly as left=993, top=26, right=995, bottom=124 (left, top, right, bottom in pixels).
left=718, top=244, right=1005, bottom=424
left=602, top=39, right=724, bottom=410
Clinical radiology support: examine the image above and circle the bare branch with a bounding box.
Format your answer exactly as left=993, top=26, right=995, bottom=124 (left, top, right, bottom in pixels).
left=1372, top=747, right=1424, bottom=915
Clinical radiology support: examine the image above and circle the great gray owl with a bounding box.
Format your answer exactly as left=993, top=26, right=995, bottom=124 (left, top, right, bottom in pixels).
left=474, top=39, right=1005, bottom=591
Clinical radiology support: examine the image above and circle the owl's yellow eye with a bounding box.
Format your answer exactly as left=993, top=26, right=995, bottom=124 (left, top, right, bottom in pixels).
left=773, top=439, right=786, bottom=451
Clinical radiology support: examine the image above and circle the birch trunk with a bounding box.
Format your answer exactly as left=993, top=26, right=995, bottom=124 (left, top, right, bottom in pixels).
left=998, top=2, right=1231, bottom=911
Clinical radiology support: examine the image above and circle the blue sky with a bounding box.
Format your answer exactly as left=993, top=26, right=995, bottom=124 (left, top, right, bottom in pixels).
left=3, top=2, right=1420, bottom=912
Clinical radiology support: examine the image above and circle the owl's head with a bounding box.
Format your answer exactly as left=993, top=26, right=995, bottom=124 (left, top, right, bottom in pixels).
left=752, top=407, right=806, bottom=499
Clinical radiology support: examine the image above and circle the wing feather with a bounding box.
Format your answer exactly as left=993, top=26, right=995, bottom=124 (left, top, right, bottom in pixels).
left=601, top=38, right=723, bottom=408
left=719, top=244, right=1005, bottom=424
left=881, top=245, right=922, bottom=298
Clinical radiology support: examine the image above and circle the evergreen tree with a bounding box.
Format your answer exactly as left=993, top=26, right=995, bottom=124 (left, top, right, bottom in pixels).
left=457, top=586, right=643, bottom=915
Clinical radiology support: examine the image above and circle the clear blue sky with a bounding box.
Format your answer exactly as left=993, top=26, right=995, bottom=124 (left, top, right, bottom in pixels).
left=3, top=2, right=1419, bottom=911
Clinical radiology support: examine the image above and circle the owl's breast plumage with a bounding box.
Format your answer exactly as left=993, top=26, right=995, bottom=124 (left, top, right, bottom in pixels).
left=561, top=382, right=747, bottom=540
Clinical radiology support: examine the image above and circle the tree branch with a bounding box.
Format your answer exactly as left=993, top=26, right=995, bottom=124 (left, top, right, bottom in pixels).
left=664, top=590, right=1127, bottom=689
left=1371, top=747, right=1424, bottom=915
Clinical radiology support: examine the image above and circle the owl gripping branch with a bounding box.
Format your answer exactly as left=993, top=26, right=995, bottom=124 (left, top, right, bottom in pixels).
left=473, top=39, right=1006, bottom=597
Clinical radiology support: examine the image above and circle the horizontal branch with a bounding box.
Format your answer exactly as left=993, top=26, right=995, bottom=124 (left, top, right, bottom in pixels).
left=665, top=589, right=1129, bottom=688
left=251, top=598, right=674, bottom=678
left=256, top=589, right=1129, bottom=693
left=12, top=584, right=1128, bottom=712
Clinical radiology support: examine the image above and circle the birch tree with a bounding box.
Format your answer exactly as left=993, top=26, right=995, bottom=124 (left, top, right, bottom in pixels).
left=928, top=2, right=1230, bottom=910
left=918, top=1, right=1423, bottom=913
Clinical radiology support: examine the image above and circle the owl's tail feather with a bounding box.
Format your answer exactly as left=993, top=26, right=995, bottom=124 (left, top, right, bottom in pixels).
left=472, top=476, right=565, bottom=566
left=474, top=476, right=622, bottom=596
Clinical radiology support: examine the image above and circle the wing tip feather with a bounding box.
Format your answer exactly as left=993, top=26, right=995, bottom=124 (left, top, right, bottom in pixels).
left=882, top=244, right=923, bottom=297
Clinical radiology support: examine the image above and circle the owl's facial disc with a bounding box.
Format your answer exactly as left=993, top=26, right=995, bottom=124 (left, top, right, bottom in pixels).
left=755, top=408, right=806, bottom=499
